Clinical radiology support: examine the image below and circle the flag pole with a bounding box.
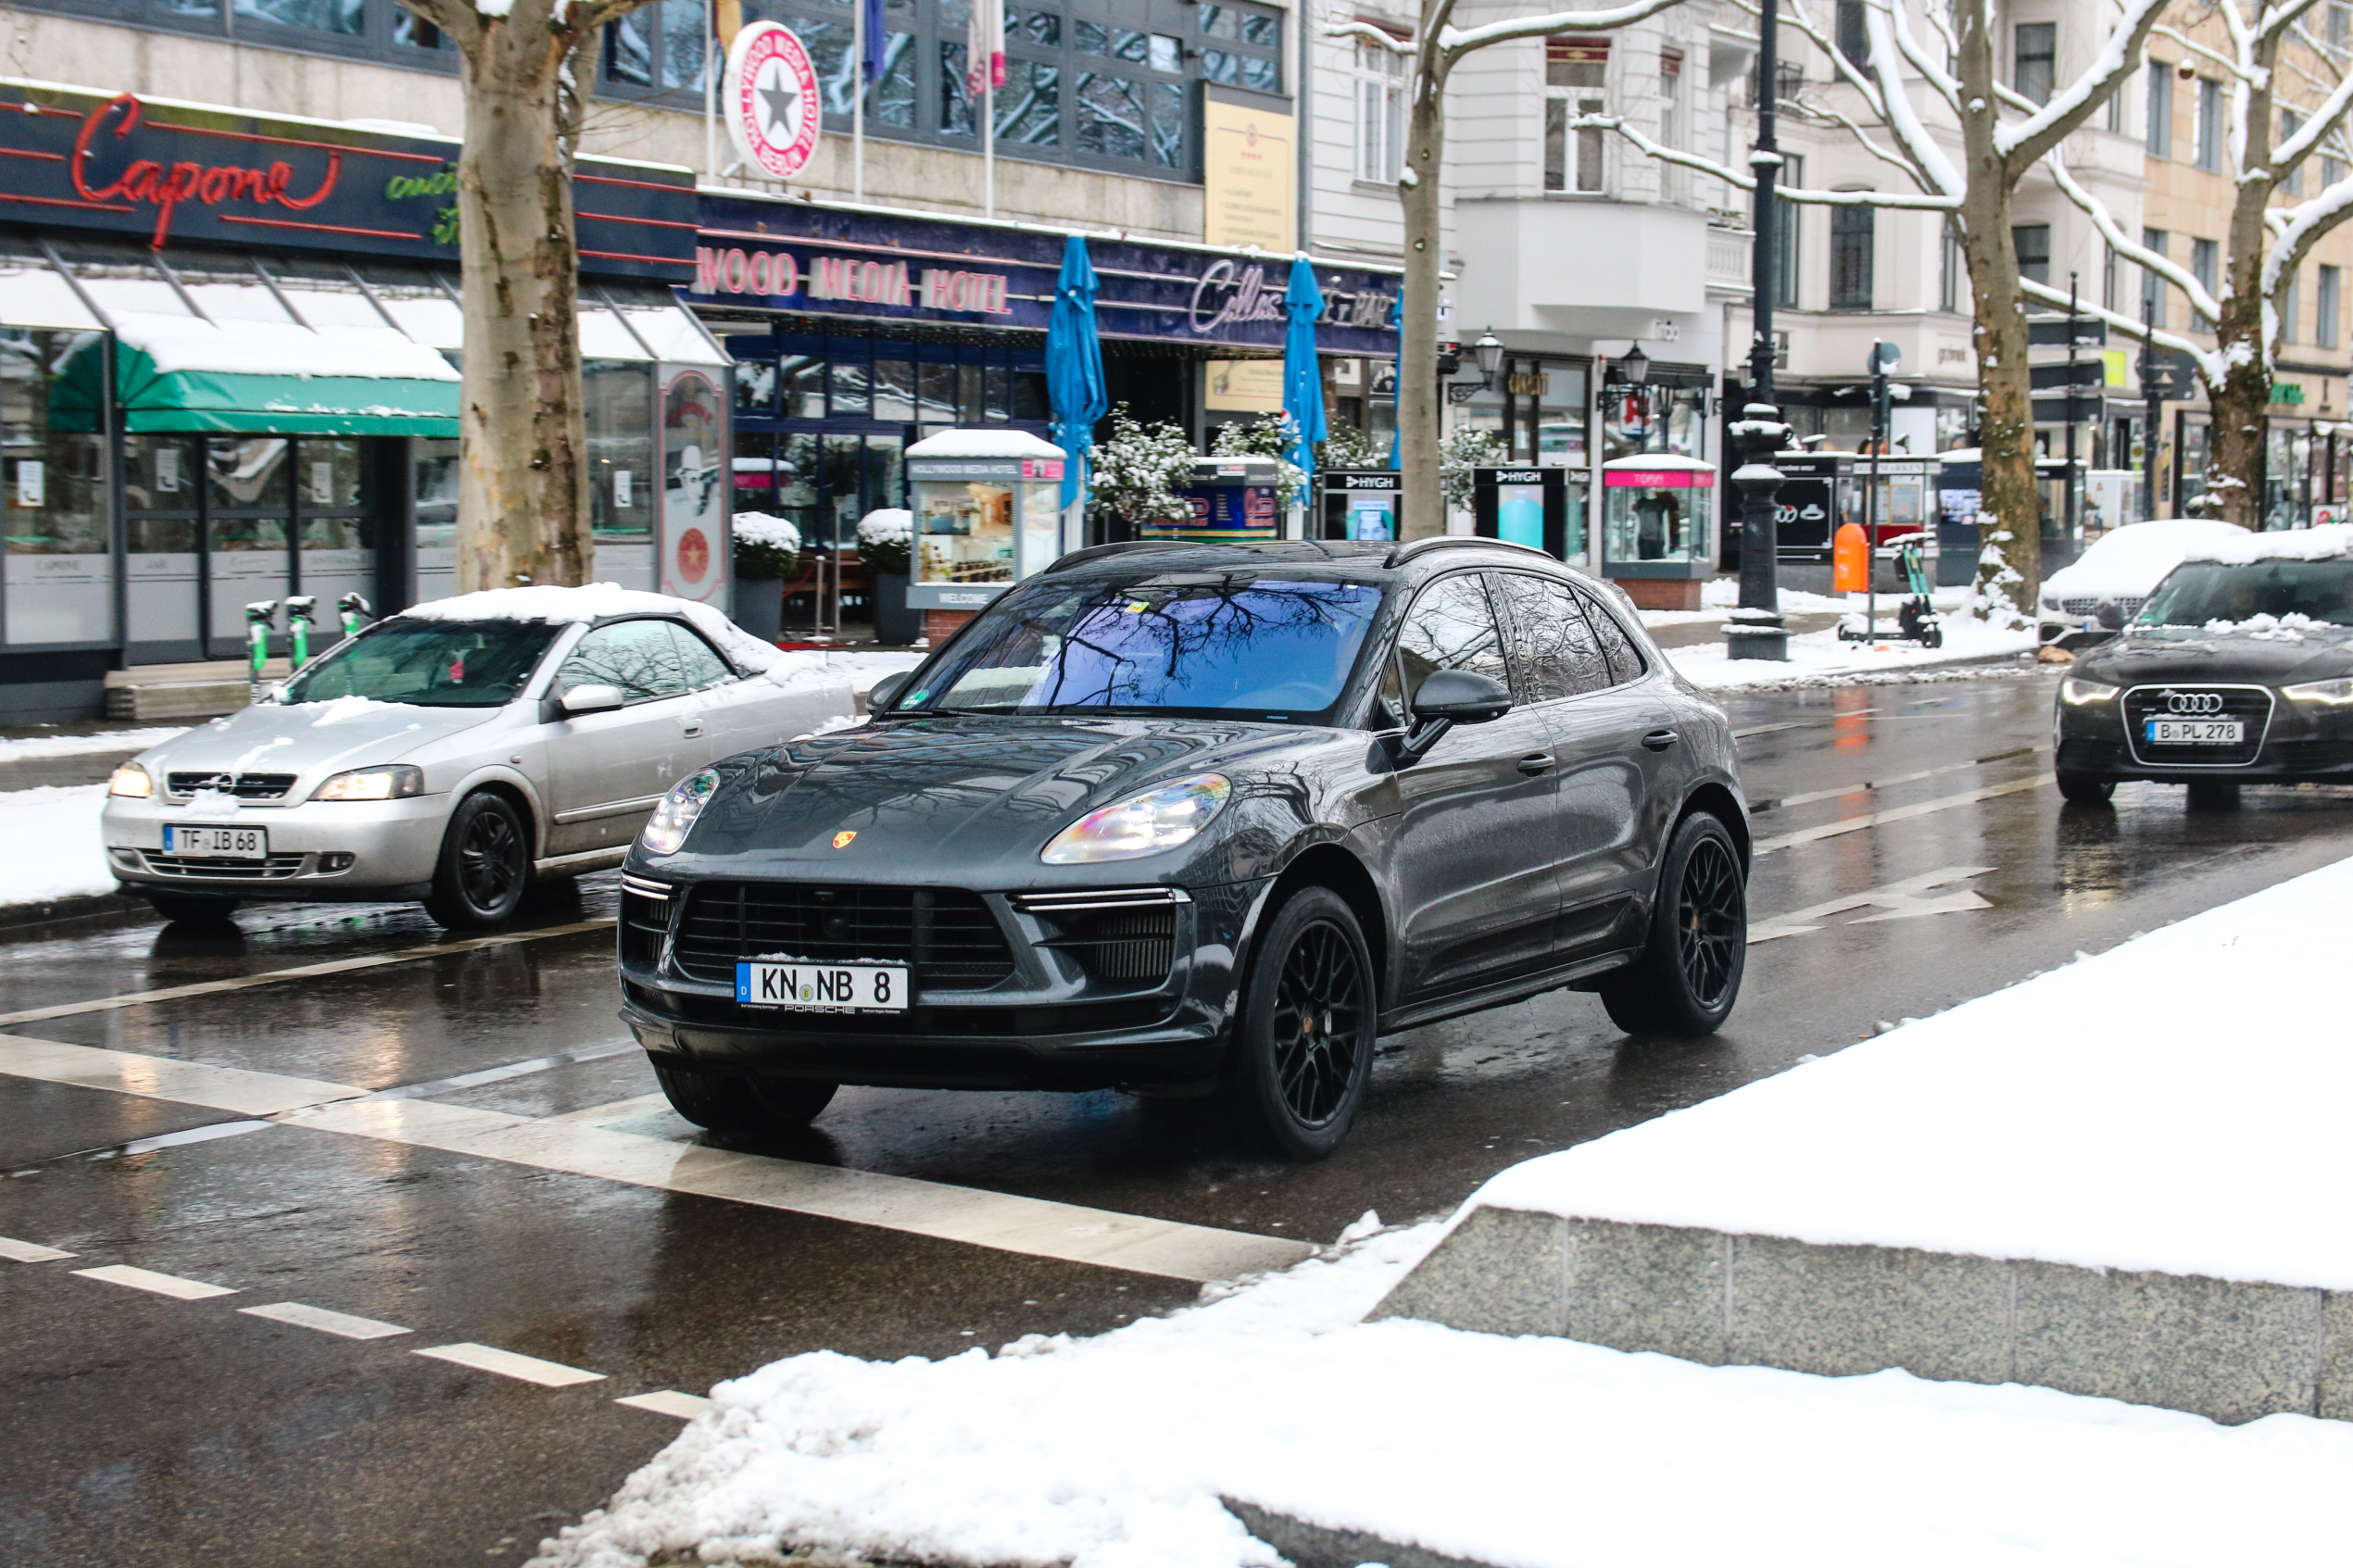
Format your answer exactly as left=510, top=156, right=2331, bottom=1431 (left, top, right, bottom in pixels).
left=852, top=0, right=866, bottom=202
left=984, top=80, right=995, bottom=220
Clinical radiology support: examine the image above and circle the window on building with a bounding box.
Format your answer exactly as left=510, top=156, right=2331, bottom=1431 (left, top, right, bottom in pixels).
left=1941, top=218, right=1963, bottom=312
left=2334, top=3, right=2351, bottom=48
left=1199, top=3, right=1283, bottom=93
left=1356, top=34, right=1407, bottom=184
left=1658, top=49, right=1682, bottom=147
left=2327, top=154, right=2348, bottom=190
left=2192, top=237, right=2220, bottom=329
left=1772, top=153, right=1804, bottom=307
left=2321, top=265, right=2342, bottom=349
left=2284, top=269, right=2303, bottom=345
left=2015, top=22, right=2056, bottom=106
left=2282, top=109, right=2306, bottom=194
left=2196, top=78, right=2223, bottom=169
left=233, top=0, right=364, bottom=36
left=2103, top=243, right=2119, bottom=312
left=2108, top=68, right=2127, bottom=132
left=1543, top=38, right=1609, bottom=194
left=2147, top=62, right=2173, bottom=157
left=1834, top=0, right=1868, bottom=69
left=2141, top=228, right=2168, bottom=327
left=2012, top=222, right=2051, bottom=286
left=1830, top=204, right=1874, bottom=308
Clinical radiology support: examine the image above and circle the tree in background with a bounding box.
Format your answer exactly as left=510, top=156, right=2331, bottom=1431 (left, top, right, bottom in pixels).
left=1326, top=0, right=1682, bottom=543
left=1583, top=0, right=2165, bottom=612
left=395, top=0, right=666, bottom=592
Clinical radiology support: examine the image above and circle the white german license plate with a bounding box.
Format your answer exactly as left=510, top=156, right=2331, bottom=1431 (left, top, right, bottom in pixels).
left=736, top=960, right=909, bottom=1012
left=2147, top=719, right=2244, bottom=745
left=161, top=824, right=268, bottom=859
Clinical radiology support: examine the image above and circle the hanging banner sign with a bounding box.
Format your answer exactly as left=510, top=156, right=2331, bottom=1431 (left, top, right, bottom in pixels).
left=726, top=22, right=822, bottom=182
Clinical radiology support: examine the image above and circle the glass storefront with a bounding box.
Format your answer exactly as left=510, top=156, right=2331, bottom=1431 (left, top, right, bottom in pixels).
left=0, top=327, right=110, bottom=646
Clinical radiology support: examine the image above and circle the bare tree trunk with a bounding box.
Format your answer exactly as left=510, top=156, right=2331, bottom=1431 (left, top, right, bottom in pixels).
left=1398, top=59, right=1448, bottom=541
left=452, top=16, right=591, bottom=591
left=1955, top=2, right=2038, bottom=613
left=2205, top=53, right=2282, bottom=531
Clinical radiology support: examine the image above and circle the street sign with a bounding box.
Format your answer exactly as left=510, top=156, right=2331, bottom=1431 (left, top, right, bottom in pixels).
left=2028, top=318, right=2108, bottom=346
left=2031, top=359, right=2107, bottom=389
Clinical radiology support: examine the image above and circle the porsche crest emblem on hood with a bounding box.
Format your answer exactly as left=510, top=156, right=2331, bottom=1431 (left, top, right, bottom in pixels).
left=832, top=830, right=857, bottom=849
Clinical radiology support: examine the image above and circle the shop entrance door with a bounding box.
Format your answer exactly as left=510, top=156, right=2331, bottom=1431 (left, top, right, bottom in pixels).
left=121, top=435, right=381, bottom=666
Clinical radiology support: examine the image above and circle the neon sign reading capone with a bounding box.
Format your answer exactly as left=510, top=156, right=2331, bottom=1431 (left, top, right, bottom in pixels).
left=72, top=94, right=338, bottom=248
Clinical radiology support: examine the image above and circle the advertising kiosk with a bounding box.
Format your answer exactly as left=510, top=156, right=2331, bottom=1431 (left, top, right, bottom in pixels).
left=904, top=430, right=1068, bottom=622
left=1153, top=458, right=1288, bottom=543
left=1316, top=470, right=1402, bottom=541
left=1601, top=454, right=1717, bottom=609
left=1471, top=467, right=1579, bottom=560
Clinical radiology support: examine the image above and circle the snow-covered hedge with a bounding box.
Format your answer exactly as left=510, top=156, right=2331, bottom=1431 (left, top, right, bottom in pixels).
left=855, top=508, right=912, bottom=577
left=733, top=512, right=802, bottom=579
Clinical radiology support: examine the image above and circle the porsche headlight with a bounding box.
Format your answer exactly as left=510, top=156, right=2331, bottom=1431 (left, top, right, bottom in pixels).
left=641, top=768, right=720, bottom=855
left=312, top=765, right=424, bottom=801
left=107, top=761, right=153, bottom=799
left=1041, top=774, right=1231, bottom=865
left=2059, top=677, right=2119, bottom=706
left=2284, top=677, right=2353, bottom=705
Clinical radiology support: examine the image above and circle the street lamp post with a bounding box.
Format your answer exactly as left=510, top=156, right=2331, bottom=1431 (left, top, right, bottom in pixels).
left=2138, top=305, right=2172, bottom=523
left=1728, top=0, right=1790, bottom=661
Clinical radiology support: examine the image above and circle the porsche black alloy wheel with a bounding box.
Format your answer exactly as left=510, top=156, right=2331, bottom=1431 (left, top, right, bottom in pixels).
left=424, top=791, right=533, bottom=928
left=652, top=1057, right=837, bottom=1136
left=1599, top=811, right=1746, bottom=1038
left=1223, top=885, right=1375, bottom=1159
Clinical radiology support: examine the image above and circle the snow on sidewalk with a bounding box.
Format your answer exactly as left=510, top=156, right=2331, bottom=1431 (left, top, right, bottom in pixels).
left=0, top=726, right=182, bottom=763
left=0, top=784, right=120, bottom=904
left=533, top=859, right=2353, bottom=1568
left=1663, top=615, right=2037, bottom=689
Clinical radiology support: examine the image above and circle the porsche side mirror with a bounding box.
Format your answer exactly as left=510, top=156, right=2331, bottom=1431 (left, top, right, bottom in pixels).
left=560, top=683, right=626, bottom=717
left=1397, top=669, right=1511, bottom=763
left=867, top=671, right=913, bottom=712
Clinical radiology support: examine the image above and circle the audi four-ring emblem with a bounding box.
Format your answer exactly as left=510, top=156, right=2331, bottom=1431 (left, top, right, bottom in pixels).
left=2161, top=690, right=2227, bottom=714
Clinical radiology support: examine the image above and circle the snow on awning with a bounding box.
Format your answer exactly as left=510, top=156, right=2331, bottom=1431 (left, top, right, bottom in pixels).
left=0, top=255, right=103, bottom=332
left=111, top=311, right=460, bottom=436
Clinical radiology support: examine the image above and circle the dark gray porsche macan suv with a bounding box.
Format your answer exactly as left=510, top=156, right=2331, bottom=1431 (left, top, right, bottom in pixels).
left=616, top=538, right=1750, bottom=1157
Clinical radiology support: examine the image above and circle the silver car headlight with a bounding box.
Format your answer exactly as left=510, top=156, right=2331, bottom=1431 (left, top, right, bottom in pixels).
left=2284, top=677, right=2353, bottom=705
left=2058, top=677, right=2119, bottom=706
left=107, top=761, right=154, bottom=798
left=312, top=765, right=424, bottom=801
left=1041, top=774, right=1231, bottom=865
left=641, top=768, right=720, bottom=855
left=2041, top=595, right=2060, bottom=612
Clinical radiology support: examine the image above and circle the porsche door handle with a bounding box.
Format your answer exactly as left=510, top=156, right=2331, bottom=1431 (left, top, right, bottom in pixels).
left=1516, top=752, right=1555, bottom=774
left=680, top=721, right=704, bottom=738
left=1642, top=729, right=1679, bottom=751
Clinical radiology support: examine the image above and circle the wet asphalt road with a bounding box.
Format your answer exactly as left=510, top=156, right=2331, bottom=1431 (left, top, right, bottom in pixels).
left=10, top=666, right=2353, bottom=1567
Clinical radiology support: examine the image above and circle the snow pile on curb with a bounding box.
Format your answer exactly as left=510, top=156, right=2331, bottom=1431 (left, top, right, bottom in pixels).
left=0, top=784, right=118, bottom=903
left=1665, top=617, right=2036, bottom=689
left=1470, top=849, right=2353, bottom=1290
left=0, top=727, right=183, bottom=763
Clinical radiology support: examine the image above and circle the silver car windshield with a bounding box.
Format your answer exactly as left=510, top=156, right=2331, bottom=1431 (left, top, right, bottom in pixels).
left=281, top=618, right=564, bottom=709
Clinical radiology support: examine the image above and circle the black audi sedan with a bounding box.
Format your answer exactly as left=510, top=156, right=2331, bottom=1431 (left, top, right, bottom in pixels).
left=2055, top=529, right=2353, bottom=806
left=615, top=538, right=1749, bottom=1157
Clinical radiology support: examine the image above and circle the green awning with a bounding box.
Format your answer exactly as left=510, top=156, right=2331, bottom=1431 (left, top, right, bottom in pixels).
left=109, top=314, right=462, bottom=437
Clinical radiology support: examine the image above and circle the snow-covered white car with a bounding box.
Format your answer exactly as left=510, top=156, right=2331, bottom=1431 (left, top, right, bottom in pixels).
left=2040, top=520, right=2249, bottom=650
left=101, top=585, right=854, bottom=928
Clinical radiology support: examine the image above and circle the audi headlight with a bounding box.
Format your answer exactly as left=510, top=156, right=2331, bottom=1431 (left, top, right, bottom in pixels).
left=107, top=761, right=153, bottom=799
left=2059, top=678, right=2119, bottom=706
left=1041, top=773, right=1232, bottom=865
left=312, top=765, right=424, bottom=801
left=641, top=768, right=719, bottom=855
left=2284, top=677, right=2353, bottom=705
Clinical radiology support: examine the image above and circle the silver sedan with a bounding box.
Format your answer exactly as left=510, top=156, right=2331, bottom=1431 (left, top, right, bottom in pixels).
left=101, top=589, right=856, bottom=927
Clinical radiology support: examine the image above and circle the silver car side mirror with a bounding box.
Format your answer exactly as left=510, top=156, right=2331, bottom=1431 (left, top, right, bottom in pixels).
left=560, top=683, right=626, bottom=717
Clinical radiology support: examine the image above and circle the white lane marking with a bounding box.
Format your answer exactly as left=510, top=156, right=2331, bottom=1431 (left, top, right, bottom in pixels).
left=1732, top=721, right=1811, bottom=739
left=537, top=1093, right=674, bottom=1127
left=0, top=1236, right=76, bottom=1262
left=0, top=1037, right=1313, bottom=1284
left=1765, top=745, right=2051, bottom=812
left=414, top=1342, right=607, bottom=1387
left=0, top=1036, right=362, bottom=1117
left=615, top=1389, right=713, bottom=1420
left=0, top=919, right=613, bottom=1029
left=301, top=1096, right=1313, bottom=1284
left=238, top=1301, right=411, bottom=1340
left=72, top=1263, right=238, bottom=1300
left=1753, top=773, right=2053, bottom=856
left=1749, top=867, right=1994, bottom=944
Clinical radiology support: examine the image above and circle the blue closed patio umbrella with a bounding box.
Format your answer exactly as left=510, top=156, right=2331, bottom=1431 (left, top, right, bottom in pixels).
left=1046, top=235, right=1109, bottom=511
left=1280, top=255, right=1328, bottom=503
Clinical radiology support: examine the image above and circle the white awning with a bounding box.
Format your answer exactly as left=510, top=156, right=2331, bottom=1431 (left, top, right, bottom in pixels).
left=0, top=255, right=102, bottom=332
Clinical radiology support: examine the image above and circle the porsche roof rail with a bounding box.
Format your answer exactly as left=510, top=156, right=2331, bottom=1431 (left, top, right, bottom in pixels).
left=1382, top=535, right=1551, bottom=569
left=1042, top=540, right=1174, bottom=574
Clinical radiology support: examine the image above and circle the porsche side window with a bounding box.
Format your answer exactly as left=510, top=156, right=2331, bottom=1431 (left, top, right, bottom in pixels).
left=558, top=620, right=689, bottom=703
left=1393, top=573, right=1508, bottom=697
left=1491, top=572, right=1608, bottom=702
left=1576, top=588, right=1648, bottom=684
left=668, top=623, right=735, bottom=690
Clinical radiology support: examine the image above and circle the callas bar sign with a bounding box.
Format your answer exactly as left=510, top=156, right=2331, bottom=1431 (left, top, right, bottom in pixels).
left=0, top=85, right=697, bottom=279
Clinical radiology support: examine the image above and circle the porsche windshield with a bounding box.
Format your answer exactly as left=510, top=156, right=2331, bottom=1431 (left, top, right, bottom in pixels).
left=901, top=576, right=1383, bottom=719
left=280, top=618, right=563, bottom=708
left=2136, top=558, right=2353, bottom=628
